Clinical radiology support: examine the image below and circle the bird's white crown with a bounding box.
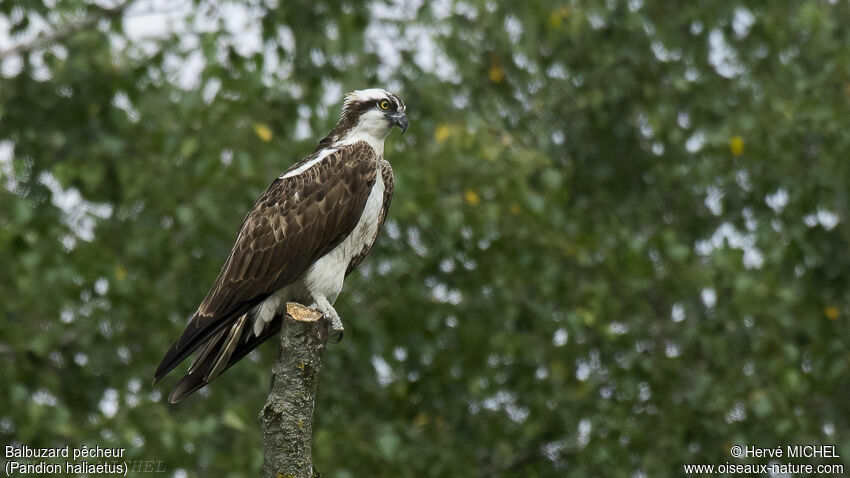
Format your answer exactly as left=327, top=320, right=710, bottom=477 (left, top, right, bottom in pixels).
left=344, top=89, right=393, bottom=109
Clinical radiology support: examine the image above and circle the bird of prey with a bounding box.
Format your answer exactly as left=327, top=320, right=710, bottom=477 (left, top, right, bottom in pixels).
left=153, top=88, right=408, bottom=402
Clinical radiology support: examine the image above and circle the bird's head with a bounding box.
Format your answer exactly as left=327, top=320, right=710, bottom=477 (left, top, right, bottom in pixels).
left=343, top=88, right=408, bottom=135
left=325, top=89, right=407, bottom=150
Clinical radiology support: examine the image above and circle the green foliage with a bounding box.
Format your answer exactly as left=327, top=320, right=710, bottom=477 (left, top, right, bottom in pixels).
left=2, top=0, right=849, bottom=476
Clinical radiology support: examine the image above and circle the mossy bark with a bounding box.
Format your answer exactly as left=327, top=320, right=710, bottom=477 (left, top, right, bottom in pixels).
left=259, top=305, right=328, bottom=478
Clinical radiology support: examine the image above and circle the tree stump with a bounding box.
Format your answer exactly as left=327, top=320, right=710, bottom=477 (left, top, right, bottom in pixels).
left=259, top=303, right=328, bottom=478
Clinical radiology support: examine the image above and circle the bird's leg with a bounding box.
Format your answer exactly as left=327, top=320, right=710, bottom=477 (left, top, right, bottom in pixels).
left=312, top=295, right=344, bottom=343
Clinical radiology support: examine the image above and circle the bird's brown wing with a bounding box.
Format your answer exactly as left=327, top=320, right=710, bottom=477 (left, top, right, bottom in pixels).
left=154, top=142, right=378, bottom=385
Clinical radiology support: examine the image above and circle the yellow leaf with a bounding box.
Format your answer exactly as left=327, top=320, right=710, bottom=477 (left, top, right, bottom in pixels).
left=509, top=203, right=521, bottom=215
left=114, top=266, right=127, bottom=281
left=464, top=190, right=481, bottom=206
left=825, top=306, right=839, bottom=320
left=489, top=64, right=504, bottom=83
left=413, top=413, right=429, bottom=427
left=549, top=7, right=570, bottom=28
left=253, top=123, right=273, bottom=142
left=729, top=135, right=744, bottom=156
left=434, top=124, right=451, bottom=143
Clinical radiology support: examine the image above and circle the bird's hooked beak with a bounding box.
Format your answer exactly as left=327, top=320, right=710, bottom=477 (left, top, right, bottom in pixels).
left=389, top=112, right=409, bottom=134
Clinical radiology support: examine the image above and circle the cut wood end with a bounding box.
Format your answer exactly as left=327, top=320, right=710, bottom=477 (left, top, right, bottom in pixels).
left=286, top=302, right=323, bottom=322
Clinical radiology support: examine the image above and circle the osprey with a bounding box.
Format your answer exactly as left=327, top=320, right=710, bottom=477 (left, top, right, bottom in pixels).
left=153, top=88, right=408, bottom=402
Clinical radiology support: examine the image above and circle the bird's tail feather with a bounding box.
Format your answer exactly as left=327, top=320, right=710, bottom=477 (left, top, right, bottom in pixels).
left=167, top=314, right=283, bottom=403
left=153, top=301, right=260, bottom=385
left=187, top=328, right=228, bottom=376
left=205, top=313, right=248, bottom=380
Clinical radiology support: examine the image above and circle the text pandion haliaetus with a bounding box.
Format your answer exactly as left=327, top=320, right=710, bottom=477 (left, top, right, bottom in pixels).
left=153, top=89, right=408, bottom=402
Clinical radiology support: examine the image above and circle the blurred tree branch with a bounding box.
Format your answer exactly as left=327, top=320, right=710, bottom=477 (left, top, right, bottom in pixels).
left=259, top=303, right=328, bottom=478
left=0, top=0, right=134, bottom=59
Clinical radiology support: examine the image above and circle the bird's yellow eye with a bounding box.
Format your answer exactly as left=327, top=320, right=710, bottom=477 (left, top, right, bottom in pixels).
left=379, top=100, right=390, bottom=110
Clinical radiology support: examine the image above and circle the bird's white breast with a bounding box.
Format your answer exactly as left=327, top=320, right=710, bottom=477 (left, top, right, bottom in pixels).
left=301, top=161, right=385, bottom=303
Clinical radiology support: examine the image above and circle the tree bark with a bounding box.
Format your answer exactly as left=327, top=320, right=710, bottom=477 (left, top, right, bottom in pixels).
left=259, top=303, right=328, bottom=478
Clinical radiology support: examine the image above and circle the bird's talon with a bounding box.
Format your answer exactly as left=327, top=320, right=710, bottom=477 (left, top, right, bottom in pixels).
left=330, top=328, right=344, bottom=344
